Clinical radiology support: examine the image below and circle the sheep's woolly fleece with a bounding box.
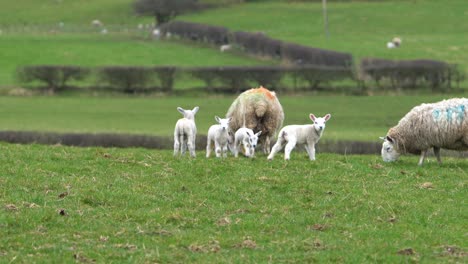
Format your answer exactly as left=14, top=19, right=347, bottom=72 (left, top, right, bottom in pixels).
left=226, top=86, right=284, bottom=151
left=387, top=98, right=468, bottom=155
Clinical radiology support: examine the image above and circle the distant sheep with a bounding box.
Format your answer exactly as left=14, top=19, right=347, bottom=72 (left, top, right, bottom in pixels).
left=381, top=98, right=468, bottom=165
left=220, top=44, right=232, bottom=52
left=226, top=86, right=284, bottom=154
left=206, top=116, right=231, bottom=158
left=387, top=37, right=402, bottom=49
left=174, top=106, right=199, bottom=157
left=268, top=114, right=331, bottom=160
left=92, top=19, right=103, bottom=27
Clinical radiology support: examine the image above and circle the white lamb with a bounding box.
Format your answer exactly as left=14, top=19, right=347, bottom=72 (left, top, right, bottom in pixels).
left=174, top=106, right=199, bottom=157
left=268, top=114, right=331, bottom=161
left=206, top=116, right=232, bottom=158
left=233, top=128, right=261, bottom=158
left=220, top=44, right=232, bottom=52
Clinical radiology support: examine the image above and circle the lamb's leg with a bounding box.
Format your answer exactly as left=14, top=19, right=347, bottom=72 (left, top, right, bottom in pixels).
left=187, top=134, right=196, bottom=158
left=418, top=149, right=427, bottom=166
left=267, top=138, right=284, bottom=160
left=180, top=135, right=187, bottom=155
left=233, top=139, right=239, bottom=157
left=433, top=147, right=442, bottom=164
left=304, top=144, right=316, bottom=160
left=308, top=143, right=316, bottom=161
left=206, top=138, right=212, bottom=158
left=284, top=138, right=297, bottom=160
left=222, top=144, right=228, bottom=158
left=215, top=141, right=221, bottom=158
left=173, top=133, right=180, bottom=156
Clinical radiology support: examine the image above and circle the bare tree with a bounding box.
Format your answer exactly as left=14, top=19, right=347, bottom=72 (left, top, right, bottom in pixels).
left=133, top=0, right=198, bottom=26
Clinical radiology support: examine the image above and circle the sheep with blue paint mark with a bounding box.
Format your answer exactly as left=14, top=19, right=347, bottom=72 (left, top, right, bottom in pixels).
left=381, top=98, right=468, bottom=165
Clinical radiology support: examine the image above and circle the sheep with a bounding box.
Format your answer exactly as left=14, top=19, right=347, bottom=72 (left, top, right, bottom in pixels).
left=386, top=42, right=396, bottom=49
left=226, top=86, right=284, bottom=154
left=206, top=116, right=232, bottom=158
left=380, top=98, right=468, bottom=165
left=174, top=106, right=199, bottom=157
left=220, top=44, right=232, bottom=52
left=91, top=19, right=103, bottom=27
left=233, top=127, right=262, bottom=158
left=387, top=37, right=402, bottom=49
left=267, top=114, right=331, bottom=161
left=392, top=37, right=402, bottom=47
left=152, top=28, right=161, bottom=38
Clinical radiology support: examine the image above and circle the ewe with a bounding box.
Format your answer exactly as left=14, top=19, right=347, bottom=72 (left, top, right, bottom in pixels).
left=268, top=114, right=331, bottom=161
left=206, top=116, right=232, bottom=158
left=226, top=86, right=284, bottom=154
left=381, top=98, right=468, bottom=165
left=174, top=106, right=199, bottom=157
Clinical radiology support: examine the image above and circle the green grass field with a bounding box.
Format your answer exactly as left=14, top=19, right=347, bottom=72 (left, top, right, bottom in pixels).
left=1, top=143, right=466, bottom=262
left=0, top=94, right=463, bottom=141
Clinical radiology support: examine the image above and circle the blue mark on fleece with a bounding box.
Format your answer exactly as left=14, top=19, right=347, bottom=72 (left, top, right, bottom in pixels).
left=432, top=105, right=465, bottom=123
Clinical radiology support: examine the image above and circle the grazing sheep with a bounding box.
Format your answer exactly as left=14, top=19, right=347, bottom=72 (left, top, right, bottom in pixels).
left=226, top=86, right=284, bottom=154
left=91, top=19, right=103, bottom=27
left=220, top=44, right=232, bottom=52
left=268, top=114, right=331, bottom=161
left=174, top=106, right=199, bottom=157
left=392, top=37, right=402, bottom=47
left=381, top=98, right=468, bottom=165
left=206, top=116, right=232, bottom=158
left=152, top=28, right=161, bottom=38
left=386, top=42, right=396, bottom=49
left=233, top=127, right=262, bottom=158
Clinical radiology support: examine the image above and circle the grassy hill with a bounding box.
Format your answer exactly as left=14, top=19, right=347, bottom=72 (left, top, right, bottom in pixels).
left=0, top=0, right=466, bottom=88
left=182, top=0, right=468, bottom=71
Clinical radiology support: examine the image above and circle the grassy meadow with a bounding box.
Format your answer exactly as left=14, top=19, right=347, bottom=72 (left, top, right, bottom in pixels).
left=0, top=1, right=467, bottom=262
left=1, top=143, right=467, bottom=263
left=0, top=94, right=464, bottom=142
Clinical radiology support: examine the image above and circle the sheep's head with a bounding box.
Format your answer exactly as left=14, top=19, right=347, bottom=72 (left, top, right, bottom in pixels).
left=310, top=114, right=331, bottom=133
left=215, top=116, right=231, bottom=131
left=380, top=136, right=400, bottom=162
left=177, top=106, right=199, bottom=120
left=245, top=130, right=262, bottom=157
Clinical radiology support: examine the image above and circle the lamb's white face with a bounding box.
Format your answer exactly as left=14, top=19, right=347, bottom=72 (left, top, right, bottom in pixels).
left=245, top=131, right=261, bottom=157
left=215, top=116, right=231, bottom=131
left=380, top=137, right=400, bottom=162
left=310, top=113, right=331, bottom=132
left=178, top=106, right=199, bottom=120
left=248, top=131, right=261, bottom=149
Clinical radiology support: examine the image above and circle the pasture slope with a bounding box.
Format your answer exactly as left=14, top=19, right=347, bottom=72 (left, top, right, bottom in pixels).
left=1, top=143, right=467, bottom=262
left=0, top=0, right=467, bottom=88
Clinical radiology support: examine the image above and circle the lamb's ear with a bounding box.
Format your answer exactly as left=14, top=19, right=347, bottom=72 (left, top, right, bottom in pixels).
left=309, top=114, right=316, bottom=121
left=246, top=131, right=252, bottom=137
left=227, top=117, right=232, bottom=123
left=192, top=106, right=199, bottom=114
left=379, top=136, right=386, bottom=141
left=324, top=114, right=331, bottom=121
left=386, top=136, right=395, bottom=143
left=215, top=116, right=220, bottom=123
left=177, top=107, right=185, bottom=114
left=255, top=131, right=262, bottom=136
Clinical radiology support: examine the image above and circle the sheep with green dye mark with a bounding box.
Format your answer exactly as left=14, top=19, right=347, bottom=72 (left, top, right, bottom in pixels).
left=381, top=98, right=468, bottom=165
